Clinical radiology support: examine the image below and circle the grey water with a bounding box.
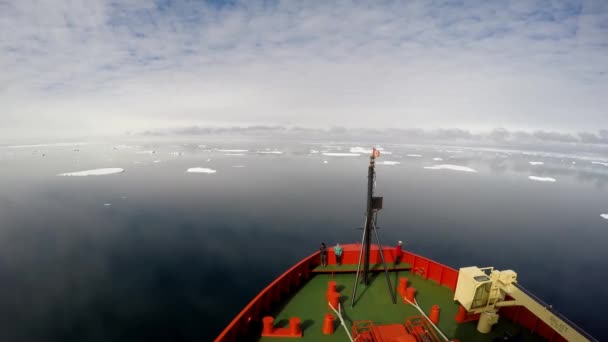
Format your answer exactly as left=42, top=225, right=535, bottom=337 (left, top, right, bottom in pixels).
left=1, top=139, right=607, bottom=341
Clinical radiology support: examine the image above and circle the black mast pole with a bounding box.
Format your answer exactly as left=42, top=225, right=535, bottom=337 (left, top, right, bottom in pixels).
left=362, top=150, right=375, bottom=285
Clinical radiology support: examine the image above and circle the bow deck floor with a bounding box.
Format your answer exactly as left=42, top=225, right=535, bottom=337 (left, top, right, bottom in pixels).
left=258, top=271, right=544, bottom=342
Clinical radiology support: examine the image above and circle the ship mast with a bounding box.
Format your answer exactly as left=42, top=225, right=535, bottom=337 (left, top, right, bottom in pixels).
left=351, top=147, right=396, bottom=306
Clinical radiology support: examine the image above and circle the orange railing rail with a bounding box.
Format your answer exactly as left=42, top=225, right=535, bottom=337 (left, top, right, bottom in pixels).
left=214, top=251, right=320, bottom=341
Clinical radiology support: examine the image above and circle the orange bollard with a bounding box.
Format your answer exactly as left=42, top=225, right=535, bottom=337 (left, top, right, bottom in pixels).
left=405, top=287, right=416, bottom=302
left=398, top=277, right=408, bottom=296
left=429, top=305, right=440, bottom=324
left=328, top=280, right=337, bottom=293
left=322, top=313, right=335, bottom=335
left=328, top=291, right=340, bottom=309
left=455, top=305, right=467, bottom=323
left=262, top=316, right=274, bottom=335
left=289, top=317, right=301, bottom=336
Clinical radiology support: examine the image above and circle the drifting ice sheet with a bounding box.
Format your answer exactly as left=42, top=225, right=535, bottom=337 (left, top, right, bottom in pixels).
left=601, top=214, right=608, bottom=220
left=380, top=161, right=400, bottom=165
left=528, top=176, right=556, bottom=182
left=58, top=168, right=124, bottom=176
left=256, top=151, right=283, bottom=154
left=322, top=152, right=360, bottom=157
left=423, top=164, right=477, bottom=173
left=187, top=167, right=216, bottom=174
left=433, top=157, right=443, bottom=161
left=592, top=161, right=608, bottom=167
left=529, top=161, right=544, bottom=165
left=406, top=154, right=422, bottom=157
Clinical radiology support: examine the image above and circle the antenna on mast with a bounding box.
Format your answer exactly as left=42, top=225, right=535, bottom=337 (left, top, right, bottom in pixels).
left=351, top=147, right=396, bottom=307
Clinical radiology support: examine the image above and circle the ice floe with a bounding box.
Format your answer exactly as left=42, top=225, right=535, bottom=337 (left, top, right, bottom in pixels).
left=423, top=164, right=477, bottom=173
left=349, top=147, right=392, bottom=155
left=528, top=176, right=556, bottom=182
left=225, top=153, right=245, bottom=156
left=58, top=168, right=124, bottom=176
left=432, top=157, right=443, bottom=161
left=322, top=152, right=360, bottom=157
left=137, top=150, right=156, bottom=154
left=187, top=167, right=216, bottom=174
left=169, top=152, right=183, bottom=156
left=153, top=160, right=162, bottom=163
left=601, top=214, right=608, bottom=220
left=323, top=160, right=329, bottom=164
left=529, top=161, right=544, bottom=166
left=256, top=151, right=283, bottom=154
left=310, top=150, right=320, bottom=154
left=232, top=165, right=246, bottom=168
left=379, top=161, right=400, bottom=165
left=104, top=203, right=112, bottom=206
left=591, top=161, right=608, bottom=167
left=406, top=154, right=422, bottom=158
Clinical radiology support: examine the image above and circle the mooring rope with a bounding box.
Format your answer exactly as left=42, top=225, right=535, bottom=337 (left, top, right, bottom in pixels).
left=402, top=297, right=449, bottom=341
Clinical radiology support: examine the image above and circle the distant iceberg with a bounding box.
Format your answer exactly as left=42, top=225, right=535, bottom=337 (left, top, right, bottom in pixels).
left=601, top=214, right=608, bottom=220
left=58, top=168, right=124, bottom=176
left=432, top=157, right=443, bottom=161
left=187, top=167, right=216, bottom=174
left=423, top=164, right=477, bottom=173
left=529, top=161, right=544, bottom=165
left=379, top=161, right=400, bottom=165
left=322, top=152, right=360, bottom=157
left=231, top=165, right=245, bottom=168
left=323, top=160, right=329, bottom=164
left=528, top=176, right=556, bottom=182
left=592, top=161, right=608, bottom=167
left=407, top=154, right=422, bottom=158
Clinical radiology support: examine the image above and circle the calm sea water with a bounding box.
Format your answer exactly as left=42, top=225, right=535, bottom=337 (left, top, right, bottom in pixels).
left=0, top=138, right=607, bottom=341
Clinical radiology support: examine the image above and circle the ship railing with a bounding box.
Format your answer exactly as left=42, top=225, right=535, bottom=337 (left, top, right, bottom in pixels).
left=513, top=283, right=598, bottom=342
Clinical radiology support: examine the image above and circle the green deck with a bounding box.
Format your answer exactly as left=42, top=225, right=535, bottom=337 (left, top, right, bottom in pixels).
left=259, top=271, right=544, bottom=342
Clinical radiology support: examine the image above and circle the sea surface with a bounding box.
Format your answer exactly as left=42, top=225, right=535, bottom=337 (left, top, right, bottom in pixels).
left=1, top=137, right=607, bottom=341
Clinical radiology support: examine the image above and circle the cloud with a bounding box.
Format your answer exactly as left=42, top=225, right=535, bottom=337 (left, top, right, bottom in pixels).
left=1, top=0, right=607, bottom=139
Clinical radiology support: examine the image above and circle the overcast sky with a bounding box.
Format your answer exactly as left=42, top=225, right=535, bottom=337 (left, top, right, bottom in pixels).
left=1, top=0, right=607, bottom=139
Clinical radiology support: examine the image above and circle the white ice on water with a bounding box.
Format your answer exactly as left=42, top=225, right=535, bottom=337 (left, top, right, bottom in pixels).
left=256, top=151, right=283, bottom=154
left=528, top=176, right=556, bottom=182
left=58, top=168, right=124, bottom=176
left=591, top=161, right=608, bottom=167
left=601, top=214, right=608, bottom=220
left=225, top=153, right=245, bottom=156
left=153, top=160, right=162, bottom=163
left=379, top=161, right=400, bottom=165
left=104, top=203, right=112, bottom=206
left=187, top=167, right=217, bottom=174
left=423, top=164, right=477, bottom=173
left=432, top=157, right=443, bottom=161
left=137, top=150, right=156, bottom=154
left=231, top=165, right=245, bottom=168
left=406, top=154, right=422, bottom=157
left=322, top=152, right=360, bottom=157
left=529, top=161, right=544, bottom=165
left=323, top=160, right=329, bottom=164
left=310, top=150, right=320, bottom=154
